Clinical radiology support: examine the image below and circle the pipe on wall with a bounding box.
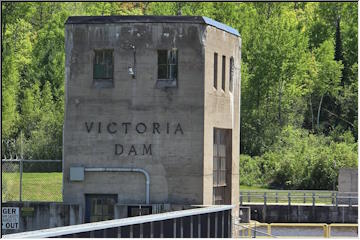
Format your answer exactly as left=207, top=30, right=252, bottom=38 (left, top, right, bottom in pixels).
left=84, top=167, right=150, bottom=204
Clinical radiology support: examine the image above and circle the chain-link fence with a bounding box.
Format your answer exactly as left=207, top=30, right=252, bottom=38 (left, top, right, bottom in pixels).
left=2, top=159, right=62, bottom=202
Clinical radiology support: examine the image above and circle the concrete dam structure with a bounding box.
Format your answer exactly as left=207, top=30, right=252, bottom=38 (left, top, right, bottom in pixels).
left=63, top=15, right=241, bottom=223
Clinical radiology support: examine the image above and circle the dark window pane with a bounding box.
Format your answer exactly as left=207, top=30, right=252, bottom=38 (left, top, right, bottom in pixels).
left=222, top=55, right=226, bottom=91
left=229, top=57, right=234, bottom=92
left=94, top=65, right=105, bottom=79
left=94, top=50, right=113, bottom=80
left=158, top=50, right=168, bottom=65
left=157, top=49, right=178, bottom=80
left=214, top=53, right=218, bottom=89
left=158, top=64, right=168, bottom=79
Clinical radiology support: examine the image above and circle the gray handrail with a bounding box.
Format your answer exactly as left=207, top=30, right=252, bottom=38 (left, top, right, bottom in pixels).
left=236, top=222, right=277, bottom=238
left=3, top=205, right=234, bottom=238
left=239, top=190, right=358, bottom=207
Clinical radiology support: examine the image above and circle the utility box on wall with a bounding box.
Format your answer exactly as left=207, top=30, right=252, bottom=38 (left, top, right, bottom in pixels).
left=63, top=16, right=241, bottom=222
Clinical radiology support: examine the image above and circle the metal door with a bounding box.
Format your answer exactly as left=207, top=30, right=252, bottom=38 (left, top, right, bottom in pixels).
left=85, top=194, right=117, bottom=223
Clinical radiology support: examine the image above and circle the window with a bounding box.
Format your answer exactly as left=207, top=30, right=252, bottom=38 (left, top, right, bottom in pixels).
left=213, top=128, right=232, bottom=205
left=156, top=49, right=178, bottom=88
left=221, top=55, right=226, bottom=91
left=214, top=53, right=218, bottom=89
left=229, top=57, right=234, bottom=92
left=93, top=50, right=113, bottom=88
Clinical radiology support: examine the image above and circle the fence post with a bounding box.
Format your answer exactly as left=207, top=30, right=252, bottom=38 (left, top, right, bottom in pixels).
left=264, top=192, right=267, bottom=206
left=19, top=158, right=23, bottom=202
left=288, top=192, right=291, bottom=206
left=275, top=192, right=278, bottom=203
left=331, top=192, right=334, bottom=204
left=247, top=191, right=250, bottom=202
left=240, top=192, right=243, bottom=205
left=335, top=192, right=338, bottom=207
left=312, top=192, right=315, bottom=206
left=19, top=132, right=24, bottom=202
left=303, top=192, right=306, bottom=203
left=348, top=193, right=352, bottom=207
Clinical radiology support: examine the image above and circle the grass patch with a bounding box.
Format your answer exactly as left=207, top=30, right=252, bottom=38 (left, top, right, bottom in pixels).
left=2, top=172, right=62, bottom=202
left=240, top=185, right=270, bottom=190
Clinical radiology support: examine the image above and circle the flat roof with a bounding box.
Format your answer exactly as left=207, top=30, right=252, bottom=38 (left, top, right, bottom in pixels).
left=66, top=16, right=240, bottom=37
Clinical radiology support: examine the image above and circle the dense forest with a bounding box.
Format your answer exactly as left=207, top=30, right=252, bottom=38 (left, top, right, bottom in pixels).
left=2, top=2, right=358, bottom=189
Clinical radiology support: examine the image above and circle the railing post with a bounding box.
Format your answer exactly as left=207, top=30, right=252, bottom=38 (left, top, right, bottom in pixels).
left=334, top=192, right=338, bottom=207
left=221, top=211, right=225, bottom=238
left=247, top=191, right=250, bottom=202
left=214, top=212, right=218, bottom=237
left=312, top=192, right=315, bottom=206
left=348, top=193, right=352, bottom=207
left=198, top=215, right=201, bottom=237
left=240, top=192, right=243, bottom=205
left=150, top=221, right=154, bottom=238
left=207, top=213, right=211, bottom=237
left=180, top=217, right=184, bottom=238
left=139, top=223, right=143, bottom=238
left=118, top=226, right=122, bottom=238
left=331, top=192, right=334, bottom=204
left=173, top=218, right=177, bottom=237
left=129, top=225, right=133, bottom=238
left=275, top=192, right=278, bottom=203
left=160, top=220, right=164, bottom=238
left=303, top=192, right=306, bottom=204
left=264, top=192, right=267, bottom=206
left=288, top=192, right=291, bottom=206
left=190, top=215, right=194, bottom=238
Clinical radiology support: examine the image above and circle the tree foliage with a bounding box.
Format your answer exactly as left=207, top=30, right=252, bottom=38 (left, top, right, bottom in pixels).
left=240, top=127, right=357, bottom=190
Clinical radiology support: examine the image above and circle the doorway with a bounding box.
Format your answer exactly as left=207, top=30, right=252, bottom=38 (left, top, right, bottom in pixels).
left=85, top=194, right=117, bottom=223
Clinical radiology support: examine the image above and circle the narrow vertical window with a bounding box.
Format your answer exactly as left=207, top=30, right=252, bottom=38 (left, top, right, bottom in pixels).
left=222, top=55, right=226, bottom=91
left=156, top=49, right=178, bottom=88
left=213, top=53, right=218, bottom=89
left=93, top=49, right=113, bottom=88
left=229, top=57, right=234, bottom=92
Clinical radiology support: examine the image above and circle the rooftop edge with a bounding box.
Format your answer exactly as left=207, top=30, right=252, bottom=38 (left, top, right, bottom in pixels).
left=65, top=15, right=240, bottom=37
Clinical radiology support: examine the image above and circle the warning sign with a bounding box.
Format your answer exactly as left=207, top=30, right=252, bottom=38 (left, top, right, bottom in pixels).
left=2, top=207, right=19, bottom=229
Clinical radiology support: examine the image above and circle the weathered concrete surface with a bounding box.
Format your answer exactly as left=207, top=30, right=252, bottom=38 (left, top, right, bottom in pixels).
left=63, top=15, right=241, bottom=224
left=245, top=204, right=358, bottom=223
left=338, top=168, right=358, bottom=192
left=1, top=202, right=81, bottom=235
left=203, top=23, right=241, bottom=225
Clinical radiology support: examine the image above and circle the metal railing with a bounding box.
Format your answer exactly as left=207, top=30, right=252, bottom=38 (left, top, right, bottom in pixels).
left=2, top=159, right=62, bottom=202
left=238, top=221, right=358, bottom=238
left=3, top=205, right=234, bottom=238
left=239, top=190, right=358, bottom=207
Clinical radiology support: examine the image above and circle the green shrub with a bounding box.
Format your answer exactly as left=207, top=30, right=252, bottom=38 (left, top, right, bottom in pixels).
left=240, top=127, right=357, bottom=190
left=239, top=154, right=264, bottom=186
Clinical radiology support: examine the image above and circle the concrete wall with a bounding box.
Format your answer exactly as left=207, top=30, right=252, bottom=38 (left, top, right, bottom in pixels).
left=64, top=22, right=207, bottom=208
left=246, top=204, right=358, bottom=223
left=203, top=25, right=241, bottom=221
left=64, top=18, right=240, bottom=226
left=338, top=168, right=358, bottom=192
left=1, top=202, right=81, bottom=235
